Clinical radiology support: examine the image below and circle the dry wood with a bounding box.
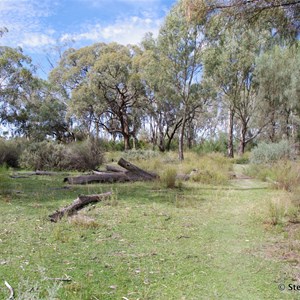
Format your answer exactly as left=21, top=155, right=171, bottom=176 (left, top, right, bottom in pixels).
left=106, top=165, right=127, bottom=173
left=118, top=158, right=158, bottom=180
left=64, top=173, right=130, bottom=184
left=49, top=192, right=112, bottom=222
left=45, top=276, right=72, bottom=282
left=64, top=158, right=158, bottom=185
left=4, top=280, right=14, bottom=300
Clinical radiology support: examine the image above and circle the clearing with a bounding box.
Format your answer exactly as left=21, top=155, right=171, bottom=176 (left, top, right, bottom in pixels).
left=0, top=166, right=298, bottom=299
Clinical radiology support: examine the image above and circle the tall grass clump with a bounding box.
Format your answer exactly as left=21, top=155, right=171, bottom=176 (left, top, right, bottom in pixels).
left=0, top=165, right=13, bottom=197
left=246, top=160, right=300, bottom=192
left=267, top=196, right=290, bottom=226
left=250, top=140, right=291, bottom=164
left=123, top=149, right=159, bottom=161
left=160, top=167, right=177, bottom=188
left=183, top=153, right=232, bottom=185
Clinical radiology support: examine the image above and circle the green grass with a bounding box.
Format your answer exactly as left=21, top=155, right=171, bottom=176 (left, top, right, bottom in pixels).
left=0, top=161, right=299, bottom=299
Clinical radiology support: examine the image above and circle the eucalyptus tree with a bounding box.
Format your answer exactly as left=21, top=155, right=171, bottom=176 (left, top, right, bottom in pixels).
left=49, top=44, right=105, bottom=140
left=156, top=3, right=205, bottom=160
left=256, top=44, right=300, bottom=141
left=182, top=0, right=300, bottom=38
left=90, top=43, right=145, bottom=150
left=203, top=20, right=276, bottom=156
left=0, top=46, right=36, bottom=135
left=137, top=33, right=184, bottom=152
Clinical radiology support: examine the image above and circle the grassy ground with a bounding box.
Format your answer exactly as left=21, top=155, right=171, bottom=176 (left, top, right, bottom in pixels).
left=0, top=156, right=299, bottom=299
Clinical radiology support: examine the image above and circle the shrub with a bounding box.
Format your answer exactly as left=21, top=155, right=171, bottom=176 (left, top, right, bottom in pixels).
left=234, top=152, right=250, bottom=164
left=193, top=136, right=227, bottom=155
left=0, top=138, right=22, bottom=168
left=60, top=140, right=103, bottom=171
left=250, top=140, right=291, bottom=164
left=20, top=140, right=103, bottom=171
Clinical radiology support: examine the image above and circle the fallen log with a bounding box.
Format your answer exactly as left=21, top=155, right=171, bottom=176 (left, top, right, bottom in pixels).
left=118, top=158, right=158, bottom=180
left=64, top=158, right=159, bottom=184
left=49, top=192, right=112, bottom=222
left=106, top=165, right=127, bottom=173
left=64, top=173, right=130, bottom=184
left=11, top=170, right=64, bottom=177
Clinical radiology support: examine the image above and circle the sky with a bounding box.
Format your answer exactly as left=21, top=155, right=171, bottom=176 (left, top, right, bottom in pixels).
left=0, top=0, right=177, bottom=77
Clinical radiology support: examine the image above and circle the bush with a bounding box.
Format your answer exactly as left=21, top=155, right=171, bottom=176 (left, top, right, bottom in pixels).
left=0, top=138, right=22, bottom=168
left=234, top=152, right=250, bottom=164
left=20, top=140, right=103, bottom=171
left=250, top=140, right=292, bottom=164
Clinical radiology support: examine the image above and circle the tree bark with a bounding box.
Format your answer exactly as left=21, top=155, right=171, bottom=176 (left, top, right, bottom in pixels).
left=49, top=192, right=112, bottom=222
left=64, top=173, right=130, bottom=184
left=178, top=116, right=187, bottom=161
left=118, top=158, right=158, bottom=180
left=105, top=165, right=126, bottom=173
left=227, top=107, right=234, bottom=158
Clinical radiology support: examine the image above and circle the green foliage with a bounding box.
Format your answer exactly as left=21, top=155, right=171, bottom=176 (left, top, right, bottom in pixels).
left=193, top=136, right=227, bottom=154
left=19, top=140, right=103, bottom=171
left=250, top=140, right=291, bottom=164
left=0, top=138, right=22, bottom=167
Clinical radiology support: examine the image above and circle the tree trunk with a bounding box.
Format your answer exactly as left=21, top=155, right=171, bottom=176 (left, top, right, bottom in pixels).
left=238, top=122, right=247, bottom=156
left=227, top=108, right=234, bottom=158
left=178, top=116, right=187, bottom=161
left=49, top=192, right=112, bottom=222
left=123, top=133, right=130, bottom=151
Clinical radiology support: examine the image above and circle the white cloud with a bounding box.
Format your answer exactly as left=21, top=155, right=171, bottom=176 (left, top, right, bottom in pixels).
left=21, top=33, right=56, bottom=48
left=61, top=16, right=163, bottom=46
left=0, top=0, right=57, bottom=50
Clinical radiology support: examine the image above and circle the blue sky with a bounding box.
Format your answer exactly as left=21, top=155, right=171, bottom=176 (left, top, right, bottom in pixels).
left=0, top=0, right=177, bottom=77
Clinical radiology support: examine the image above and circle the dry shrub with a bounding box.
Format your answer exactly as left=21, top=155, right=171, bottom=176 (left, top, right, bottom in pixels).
left=20, top=140, right=103, bottom=171
left=271, top=161, right=300, bottom=192
left=161, top=167, right=177, bottom=188
left=246, top=160, right=300, bottom=192
left=186, top=153, right=232, bottom=185
left=69, top=215, right=100, bottom=229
